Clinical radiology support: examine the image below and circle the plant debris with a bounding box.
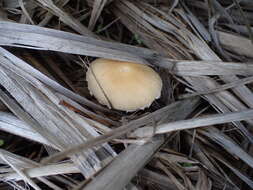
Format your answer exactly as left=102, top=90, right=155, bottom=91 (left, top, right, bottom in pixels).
left=0, top=0, right=253, bottom=189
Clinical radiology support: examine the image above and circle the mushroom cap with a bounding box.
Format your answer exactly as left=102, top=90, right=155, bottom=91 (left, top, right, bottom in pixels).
left=86, top=58, right=162, bottom=111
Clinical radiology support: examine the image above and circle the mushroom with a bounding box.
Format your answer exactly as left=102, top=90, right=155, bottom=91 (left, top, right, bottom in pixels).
left=86, top=58, right=162, bottom=112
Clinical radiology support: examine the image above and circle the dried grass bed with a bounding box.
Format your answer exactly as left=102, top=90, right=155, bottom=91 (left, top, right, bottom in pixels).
left=0, top=0, right=253, bottom=189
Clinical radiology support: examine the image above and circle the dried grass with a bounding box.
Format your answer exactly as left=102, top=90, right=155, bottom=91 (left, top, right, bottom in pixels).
left=0, top=0, right=253, bottom=189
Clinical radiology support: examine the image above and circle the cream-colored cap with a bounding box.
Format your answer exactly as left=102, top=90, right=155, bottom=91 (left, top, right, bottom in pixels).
left=86, top=59, right=162, bottom=111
